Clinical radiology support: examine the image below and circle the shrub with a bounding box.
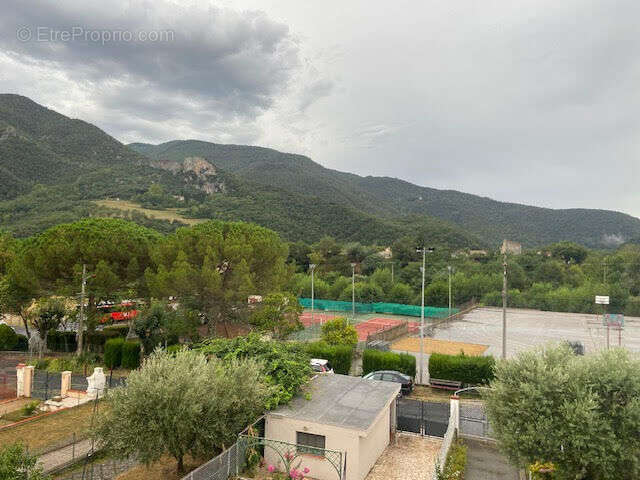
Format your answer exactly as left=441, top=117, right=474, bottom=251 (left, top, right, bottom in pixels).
left=15, top=334, right=28, bottom=351
left=306, top=342, right=353, bottom=375
left=46, top=330, right=77, bottom=352
left=321, top=317, right=358, bottom=346
left=104, top=338, right=126, bottom=369
left=0, top=324, right=18, bottom=350
left=429, top=353, right=495, bottom=385
left=196, top=334, right=312, bottom=409
left=21, top=400, right=40, bottom=417
left=121, top=341, right=141, bottom=369
left=166, top=344, right=186, bottom=356
left=362, top=349, right=416, bottom=377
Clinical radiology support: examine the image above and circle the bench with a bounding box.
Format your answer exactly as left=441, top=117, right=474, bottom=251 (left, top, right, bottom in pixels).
left=429, top=378, right=462, bottom=390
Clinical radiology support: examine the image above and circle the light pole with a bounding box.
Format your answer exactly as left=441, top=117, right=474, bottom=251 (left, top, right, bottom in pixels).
left=501, top=253, right=508, bottom=359
left=417, top=246, right=434, bottom=384
left=310, top=264, right=316, bottom=325
left=351, top=263, right=356, bottom=324
left=448, top=265, right=452, bottom=319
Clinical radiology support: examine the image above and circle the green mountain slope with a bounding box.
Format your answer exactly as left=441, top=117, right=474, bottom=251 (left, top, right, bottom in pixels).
left=0, top=95, right=481, bottom=247
left=131, top=140, right=640, bottom=248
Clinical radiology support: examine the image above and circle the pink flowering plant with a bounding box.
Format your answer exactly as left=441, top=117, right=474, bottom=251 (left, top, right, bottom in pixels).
left=265, top=449, right=311, bottom=479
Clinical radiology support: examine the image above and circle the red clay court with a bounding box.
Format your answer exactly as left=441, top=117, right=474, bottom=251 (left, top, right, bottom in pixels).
left=299, top=312, right=420, bottom=340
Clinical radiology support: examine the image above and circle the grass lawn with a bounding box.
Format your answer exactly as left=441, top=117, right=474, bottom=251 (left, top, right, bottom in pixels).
left=95, top=200, right=205, bottom=226
left=0, top=401, right=98, bottom=451
left=116, top=455, right=204, bottom=480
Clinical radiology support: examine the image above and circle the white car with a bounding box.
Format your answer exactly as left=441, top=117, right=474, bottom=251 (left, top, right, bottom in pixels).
left=310, top=358, right=334, bottom=374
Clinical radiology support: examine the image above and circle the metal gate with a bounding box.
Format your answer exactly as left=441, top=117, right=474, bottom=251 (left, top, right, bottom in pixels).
left=396, top=399, right=449, bottom=437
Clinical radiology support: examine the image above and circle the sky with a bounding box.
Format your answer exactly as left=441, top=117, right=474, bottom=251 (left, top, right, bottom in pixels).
left=1, top=0, right=638, bottom=217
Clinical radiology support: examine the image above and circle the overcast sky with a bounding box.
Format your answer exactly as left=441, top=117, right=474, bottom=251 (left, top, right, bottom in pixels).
left=1, top=0, right=638, bottom=217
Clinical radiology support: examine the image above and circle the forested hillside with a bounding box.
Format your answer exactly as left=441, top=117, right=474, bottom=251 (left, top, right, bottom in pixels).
left=1, top=94, right=639, bottom=250
left=131, top=140, right=640, bottom=248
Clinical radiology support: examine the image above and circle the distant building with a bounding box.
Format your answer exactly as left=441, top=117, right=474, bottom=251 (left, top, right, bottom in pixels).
left=377, top=247, right=392, bottom=259
left=469, top=249, right=488, bottom=257
left=501, top=240, right=522, bottom=255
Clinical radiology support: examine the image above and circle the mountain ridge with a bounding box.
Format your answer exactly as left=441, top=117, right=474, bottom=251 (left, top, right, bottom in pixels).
left=130, top=139, right=640, bottom=248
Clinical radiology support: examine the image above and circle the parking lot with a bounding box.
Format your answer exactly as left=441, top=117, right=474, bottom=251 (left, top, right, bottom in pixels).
left=433, top=307, right=640, bottom=357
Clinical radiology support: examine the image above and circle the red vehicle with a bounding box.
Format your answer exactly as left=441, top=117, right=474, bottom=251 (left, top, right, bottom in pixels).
left=97, top=300, right=140, bottom=324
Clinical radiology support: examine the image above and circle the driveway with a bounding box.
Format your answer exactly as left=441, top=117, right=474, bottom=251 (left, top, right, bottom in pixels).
left=465, top=439, right=520, bottom=480
left=366, top=434, right=441, bottom=480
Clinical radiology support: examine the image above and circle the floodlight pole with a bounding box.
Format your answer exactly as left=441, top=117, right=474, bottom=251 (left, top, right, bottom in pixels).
left=417, top=246, right=434, bottom=384
left=351, top=263, right=356, bottom=324
left=501, top=253, right=508, bottom=359
left=448, top=265, right=452, bottom=319
left=310, top=264, right=316, bottom=325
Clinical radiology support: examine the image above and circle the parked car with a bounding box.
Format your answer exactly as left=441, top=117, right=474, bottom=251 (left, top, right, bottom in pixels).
left=310, top=358, right=334, bottom=374
left=363, top=370, right=413, bottom=395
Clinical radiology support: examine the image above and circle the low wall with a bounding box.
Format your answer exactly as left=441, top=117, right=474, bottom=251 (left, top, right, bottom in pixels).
left=366, top=322, right=408, bottom=344
left=430, top=301, right=478, bottom=330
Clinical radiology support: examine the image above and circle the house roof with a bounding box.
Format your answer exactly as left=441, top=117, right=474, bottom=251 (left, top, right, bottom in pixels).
left=268, top=374, right=400, bottom=433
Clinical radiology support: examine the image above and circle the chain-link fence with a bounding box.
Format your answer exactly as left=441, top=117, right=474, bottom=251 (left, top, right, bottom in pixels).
left=459, top=403, right=492, bottom=439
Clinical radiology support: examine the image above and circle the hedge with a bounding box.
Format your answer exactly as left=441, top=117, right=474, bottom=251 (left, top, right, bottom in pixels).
left=306, top=342, right=353, bottom=375
left=429, top=353, right=495, bottom=385
left=85, top=327, right=128, bottom=352
left=46, top=330, right=78, bottom=352
left=0, top=324, right=18, bottom=350
left=362, top=349, right=416, bottom=378
left=121, top=341, right=141, bottom=369
left=16, top=334, right=28, bottom=351
left=104, top=338, right=126, bottom=369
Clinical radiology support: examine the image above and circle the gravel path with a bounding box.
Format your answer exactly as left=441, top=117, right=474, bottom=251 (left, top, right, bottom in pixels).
left=366, top=434, right=441, bottom=480
left=39, top=438, right=94, bottom=473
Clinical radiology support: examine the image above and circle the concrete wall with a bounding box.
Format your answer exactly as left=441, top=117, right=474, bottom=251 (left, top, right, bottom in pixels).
left=265, top=415, right=360, bottom=480
left=358, top=407, right=391, bottom=479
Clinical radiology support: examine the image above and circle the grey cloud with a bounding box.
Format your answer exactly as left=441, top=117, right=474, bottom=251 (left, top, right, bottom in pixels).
left=0, top=0, right=329, bottom=141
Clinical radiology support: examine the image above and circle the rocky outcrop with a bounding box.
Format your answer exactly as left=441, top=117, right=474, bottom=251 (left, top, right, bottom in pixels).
left=151, top=155, right=225, bottom=194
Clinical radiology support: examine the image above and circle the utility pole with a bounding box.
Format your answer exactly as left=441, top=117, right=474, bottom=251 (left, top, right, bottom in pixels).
left=310, top=264, right=316, bottom=325
left=417, top=246, right=434, bottom=384
left=448, top=265, right=452, bottom=319
left=501, top=253, right=508, bottom=359
left=77, top=264, right=87, bottom=355
left=603, top=260, right=608, bottom=284
left=351, top=263, right=356, bottom=324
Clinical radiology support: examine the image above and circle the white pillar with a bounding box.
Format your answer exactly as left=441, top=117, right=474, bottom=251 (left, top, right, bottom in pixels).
left=61, top=371, right=72, bottom=397
left=16, top=364, right=25, bottom=397
left=449, top=395, right=460, bottom=432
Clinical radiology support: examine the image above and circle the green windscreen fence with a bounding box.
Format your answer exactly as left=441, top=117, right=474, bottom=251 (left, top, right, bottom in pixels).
left=298, top=298, right=456, bottom=318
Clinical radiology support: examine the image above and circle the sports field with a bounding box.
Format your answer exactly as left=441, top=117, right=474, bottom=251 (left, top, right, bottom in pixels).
left=432, top=307, right=640, bottom=358
left=299, top=311, right=420, bottom=341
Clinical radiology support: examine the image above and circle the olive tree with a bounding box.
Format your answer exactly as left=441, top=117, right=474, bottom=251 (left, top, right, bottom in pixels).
left=0, top=443, right=49, bottom=480
left=94, top=349, right=273, bottom=473
left=484, top=344, right=640, bottom=479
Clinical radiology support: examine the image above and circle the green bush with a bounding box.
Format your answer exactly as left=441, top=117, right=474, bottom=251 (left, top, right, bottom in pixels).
left=320, top=317, right=358, bottom=346
left=15, top=334, right=28, bottom=351
left=429, top=353, right=495, bottom=385
left=362, top=349, right=416, bottom=377
left=46, top=330, right=77, bottom=352
left=437, top=439, right=467, bottom=480
left=166, top=344, right=186, bottom=355
left=104, top=338, right=125, bottom=369
left=121, top=341, right=141, bottom=369
left=0, top=324, right=18, bottom=350
left=21, top=400, right=40, bottom=417
left=307, top=342, right=353, bottom=375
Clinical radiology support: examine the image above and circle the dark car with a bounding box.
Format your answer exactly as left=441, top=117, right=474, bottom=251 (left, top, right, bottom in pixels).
left=363, top=370, right=414, bottom=395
